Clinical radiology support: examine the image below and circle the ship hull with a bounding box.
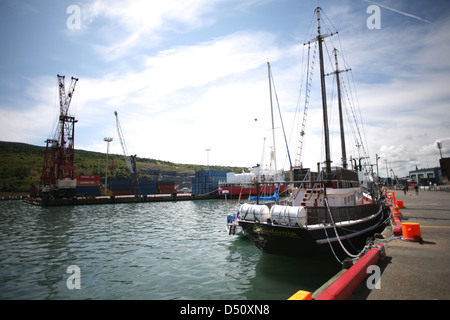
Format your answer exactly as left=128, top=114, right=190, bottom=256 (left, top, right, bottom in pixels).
left=239, top=204, right=388, bottom=260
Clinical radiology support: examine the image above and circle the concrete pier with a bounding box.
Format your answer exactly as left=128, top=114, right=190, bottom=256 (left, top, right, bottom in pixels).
left=351, top=189, right=450, bottom=300
left=24, top=193, right=224, bottom=207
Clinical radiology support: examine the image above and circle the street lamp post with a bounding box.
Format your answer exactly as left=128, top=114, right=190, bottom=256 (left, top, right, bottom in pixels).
left=205, top=148, right=211, bottom=171
left=104, top=137, right=113, bottom=195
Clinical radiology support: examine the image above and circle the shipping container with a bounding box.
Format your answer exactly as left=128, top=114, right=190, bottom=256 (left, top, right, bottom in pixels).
left=191, top=170, right=227, bottom=195
left=157, top=181, right=176, bottom=194
left=110, top=180, right=132, bottom=186
left=157, top=181, right=175, bottom=186
left=136, top=180, right=157, bottom=195
left=77, top=180, right=101, bottom=186
left=158, top=187, right=176, bottom=194
left=76, top=186, right=101, bottom=197
left=76, top=175, right=101, bottom=181
left=138, top=187, right=158, bottom=195
left=110, top=185, right=132, bottom=191
left=138, top=180, right=158, bottom=186
left=110, top=190, right=133, bottom=196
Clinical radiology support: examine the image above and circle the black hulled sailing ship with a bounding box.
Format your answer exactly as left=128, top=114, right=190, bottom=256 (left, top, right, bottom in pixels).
left=234, top=7, right=390, bottom=262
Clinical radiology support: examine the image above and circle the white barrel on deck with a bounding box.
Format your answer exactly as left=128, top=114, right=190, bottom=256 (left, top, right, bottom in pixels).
left=270, top=205, right=307, bottom=227
left=239, top=203, right=270, bottom=222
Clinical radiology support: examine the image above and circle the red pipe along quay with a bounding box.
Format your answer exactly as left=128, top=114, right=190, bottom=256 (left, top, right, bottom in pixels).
left=288, top=245, right=385, bottom=301
left=289, top=189, right=450, bottom=300
left=288, top=191, right=401, bottom=300
left=314, top=245, right=385, bottom=300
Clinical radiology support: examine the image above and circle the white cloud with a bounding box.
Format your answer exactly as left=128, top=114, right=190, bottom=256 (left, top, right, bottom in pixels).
left=2, top=0, right=449, bottom=179
left=312, top=8, right=450, bottom=177
left=0, top=76, right=59, bottom=143
left=82, top=0, right=220, bottom=60
left=143, top=31, right=280, bottom=98
left=68, top=30, right=283, bottom=167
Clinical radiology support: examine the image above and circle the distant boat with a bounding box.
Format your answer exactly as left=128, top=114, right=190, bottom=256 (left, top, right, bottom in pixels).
left=219, top=165, right=288, bottom=199
left=231, top=7, right=390, bottom=262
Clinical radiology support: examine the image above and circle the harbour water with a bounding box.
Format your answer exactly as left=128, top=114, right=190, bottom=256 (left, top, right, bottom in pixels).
left=0, top=199, right=340, bottom=300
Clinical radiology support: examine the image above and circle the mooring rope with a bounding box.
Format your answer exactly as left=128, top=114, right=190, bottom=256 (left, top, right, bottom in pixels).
left=323, top=196, right=370, bottom=260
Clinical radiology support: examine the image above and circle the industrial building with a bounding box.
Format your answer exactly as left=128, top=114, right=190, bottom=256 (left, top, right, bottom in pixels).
left=409, top=167, right=443, bottom=186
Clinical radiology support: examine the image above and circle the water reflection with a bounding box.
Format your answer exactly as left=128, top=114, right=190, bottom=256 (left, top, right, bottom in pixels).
left=1, top=200, right=340, bottom=300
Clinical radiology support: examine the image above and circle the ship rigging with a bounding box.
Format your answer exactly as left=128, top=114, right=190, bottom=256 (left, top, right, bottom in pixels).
left=230, top=7, right=389, bottom=262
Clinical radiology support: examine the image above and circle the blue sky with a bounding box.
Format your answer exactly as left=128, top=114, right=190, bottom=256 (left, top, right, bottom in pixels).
left=1, top=0, right=449, bottom=178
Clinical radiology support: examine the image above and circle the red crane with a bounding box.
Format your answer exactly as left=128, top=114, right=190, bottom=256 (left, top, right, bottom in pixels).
left=40, top=75, right=79, bottom=199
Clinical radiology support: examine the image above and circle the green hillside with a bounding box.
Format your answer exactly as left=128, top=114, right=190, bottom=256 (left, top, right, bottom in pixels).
left=0, top=141, right=244, bottom=195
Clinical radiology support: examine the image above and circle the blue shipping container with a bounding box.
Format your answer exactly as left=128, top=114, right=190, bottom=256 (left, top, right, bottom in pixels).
left=76, top=186, right=101, bottom=196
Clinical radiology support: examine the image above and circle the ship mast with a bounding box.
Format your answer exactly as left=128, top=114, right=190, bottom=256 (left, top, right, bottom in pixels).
left=267, top=62, right=277, bottom=173
left=328, top=48, right=351, bottom=169
left=315, top=7, right=335, bottom=174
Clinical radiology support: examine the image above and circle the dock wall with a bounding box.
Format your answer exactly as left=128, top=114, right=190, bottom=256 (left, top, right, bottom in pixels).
left=25, top=193, right=223, bottom=207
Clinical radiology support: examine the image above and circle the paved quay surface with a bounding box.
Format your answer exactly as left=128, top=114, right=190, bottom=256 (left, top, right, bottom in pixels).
left=350, top=189, right=450, bottom=300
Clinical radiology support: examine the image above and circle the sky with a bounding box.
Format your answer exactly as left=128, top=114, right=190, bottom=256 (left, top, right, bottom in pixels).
left=1, top=0, right=449, bottom=178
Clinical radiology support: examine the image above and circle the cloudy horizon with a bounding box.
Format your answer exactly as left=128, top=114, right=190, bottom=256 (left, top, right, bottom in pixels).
left=1, top=0, right=449, bottom=178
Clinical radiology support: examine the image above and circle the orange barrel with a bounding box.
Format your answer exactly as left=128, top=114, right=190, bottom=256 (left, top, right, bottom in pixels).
left=402, top=223, right=422, bottom=241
